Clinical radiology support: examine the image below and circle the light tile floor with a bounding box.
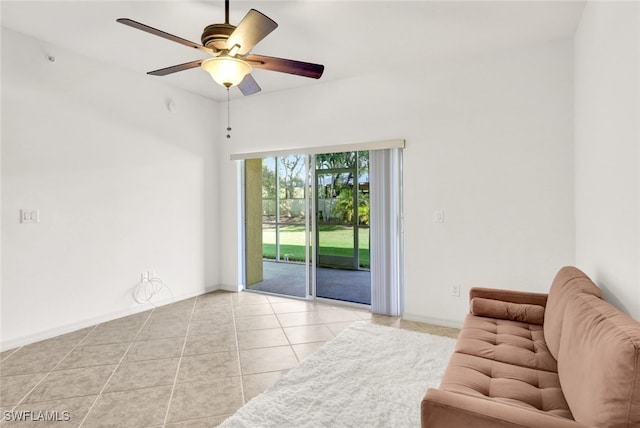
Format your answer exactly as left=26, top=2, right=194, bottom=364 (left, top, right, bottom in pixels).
left=0, top=291, right=459, bottom=427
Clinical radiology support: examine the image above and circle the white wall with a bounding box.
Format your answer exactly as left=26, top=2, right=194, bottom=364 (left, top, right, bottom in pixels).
left=219, top=38, right=576, bottom=326
left=1, top=28, right=220, bottom=349
left=1, top=11, right=597, bottom=346
left=574, top=2, right=640, bottom=319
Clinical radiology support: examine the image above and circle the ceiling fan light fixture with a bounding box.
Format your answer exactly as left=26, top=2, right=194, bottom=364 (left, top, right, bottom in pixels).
left=201, top=56, right=252, bottom=88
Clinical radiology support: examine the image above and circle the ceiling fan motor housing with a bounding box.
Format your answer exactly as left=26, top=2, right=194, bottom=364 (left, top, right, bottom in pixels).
left=201, top=23, right=236, bottom=51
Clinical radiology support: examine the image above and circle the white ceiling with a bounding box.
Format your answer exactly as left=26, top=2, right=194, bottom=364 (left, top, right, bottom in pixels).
left=1, top=0, right=586, bottom=101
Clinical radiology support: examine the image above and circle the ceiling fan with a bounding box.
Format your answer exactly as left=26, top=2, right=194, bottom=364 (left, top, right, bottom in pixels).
left=116, top=0, right=325, bottom=96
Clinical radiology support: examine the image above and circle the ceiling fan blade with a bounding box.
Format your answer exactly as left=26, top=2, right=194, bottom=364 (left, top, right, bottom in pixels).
left=245, top=54, right=324, bottom=79
left=117, top=18, right=214, bottom=55
left=226, top=9, right=277, bottom=56
left=238, top=73, right=261, bottom=96
left=147, top=60, right=204, bottom=76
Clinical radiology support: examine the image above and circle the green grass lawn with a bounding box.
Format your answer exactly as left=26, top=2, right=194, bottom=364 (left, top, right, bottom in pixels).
left=263, top=224, right=370, bottom=268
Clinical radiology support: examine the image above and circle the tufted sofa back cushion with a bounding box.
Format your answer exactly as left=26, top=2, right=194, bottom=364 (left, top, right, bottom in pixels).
left=558, top=293, right=640, bottom=427
left=543, top=266, right=602, bottom=359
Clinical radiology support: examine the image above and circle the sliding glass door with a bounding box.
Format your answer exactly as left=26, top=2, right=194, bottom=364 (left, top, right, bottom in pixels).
left=245, top=155, right=310, bottom=298
left=244, top=151, right=371, bottom=305
left=315, top=152, right=370, bottom=304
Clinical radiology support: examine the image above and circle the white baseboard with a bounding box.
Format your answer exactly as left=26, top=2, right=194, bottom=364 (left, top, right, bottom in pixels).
left=0, top=285, right=231, bottom=351
left=218, top=283, right=243, bottom=292
left=402, top=312, right=464, bottom=329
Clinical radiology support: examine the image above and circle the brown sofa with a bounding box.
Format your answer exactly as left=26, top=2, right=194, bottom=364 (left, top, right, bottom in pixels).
left=421, top=266, right=640, bottom=427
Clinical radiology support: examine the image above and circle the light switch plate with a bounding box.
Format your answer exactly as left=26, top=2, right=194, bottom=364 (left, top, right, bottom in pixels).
left=20, top=209, right=39, bottom=223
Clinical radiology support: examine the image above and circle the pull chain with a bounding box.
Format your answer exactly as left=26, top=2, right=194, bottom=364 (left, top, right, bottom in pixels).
left=226, top=87, right=232, bottom=140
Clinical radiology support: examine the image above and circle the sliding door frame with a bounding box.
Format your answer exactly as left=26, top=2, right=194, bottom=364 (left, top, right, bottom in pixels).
left=238, top=142, right=405, bottom=310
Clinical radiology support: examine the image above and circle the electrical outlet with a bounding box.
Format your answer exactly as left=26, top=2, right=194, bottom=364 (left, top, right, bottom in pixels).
left=451, top=284, right=460, bottom=297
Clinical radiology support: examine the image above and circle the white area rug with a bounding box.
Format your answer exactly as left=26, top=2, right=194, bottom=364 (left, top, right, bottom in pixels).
left=220, top=322, right=456, bottom=428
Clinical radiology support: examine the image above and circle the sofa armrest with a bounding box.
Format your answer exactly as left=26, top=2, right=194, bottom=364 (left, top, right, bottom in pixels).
left=469, top=287, right=548, bottom=307
left=422, top=389, right=586, bottom=428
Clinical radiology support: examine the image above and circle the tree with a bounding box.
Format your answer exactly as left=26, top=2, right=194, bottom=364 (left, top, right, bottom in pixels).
left=315, top=151, right=370, bottom=224
left=279, top=155, right=305, bottom=199
left=262, top=161, right=276, bottom=199
left=332, top=188, right=370, bottom=225
left=316, top=151, right=369, bottom=191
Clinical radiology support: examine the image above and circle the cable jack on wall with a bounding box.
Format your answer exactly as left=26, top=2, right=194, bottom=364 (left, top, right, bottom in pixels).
left=134, top=271, right=174, bottom=307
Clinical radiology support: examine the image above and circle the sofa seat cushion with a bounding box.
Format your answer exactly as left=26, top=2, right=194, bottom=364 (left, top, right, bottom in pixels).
left=439, top=352, right=573, bottom=420
left=455, top=314, right=557, bottom=372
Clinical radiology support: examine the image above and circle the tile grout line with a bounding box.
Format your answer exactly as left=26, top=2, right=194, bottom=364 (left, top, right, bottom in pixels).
left=0, top=348, right=20, bottom=363
left=231, top=294, right=247, bottom=405
left=160, top=298, right=198, bottom=427
left=269, top=296, right=299, bottom=363
left=8, top=324, right=99, bottom=414
left=77, top=310, right=155, bottom=428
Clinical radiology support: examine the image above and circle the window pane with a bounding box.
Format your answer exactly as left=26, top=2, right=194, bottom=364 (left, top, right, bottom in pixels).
left=262, top=223, right=276, bottom=260
left=315, top=152, right=357, bottom=170
left=262, top=157, right=277, bottom=223
left=357, top=151, right=370, bottom=227
left=278, top=155, right=306, bottom=222
left=278, top=224, right=306, bottom=263
left=358, top=227, right=370, bottom=269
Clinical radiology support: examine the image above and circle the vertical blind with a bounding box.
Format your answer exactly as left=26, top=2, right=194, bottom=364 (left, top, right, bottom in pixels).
left=369, top=148, right=405, bottom=316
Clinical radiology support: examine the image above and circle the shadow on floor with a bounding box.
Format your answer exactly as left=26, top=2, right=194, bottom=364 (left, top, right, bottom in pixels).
left=247, top=260, right=371, bottom=305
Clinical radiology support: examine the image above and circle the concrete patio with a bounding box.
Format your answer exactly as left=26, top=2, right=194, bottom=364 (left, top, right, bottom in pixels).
left=247, top=260, right=371, bottom=305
